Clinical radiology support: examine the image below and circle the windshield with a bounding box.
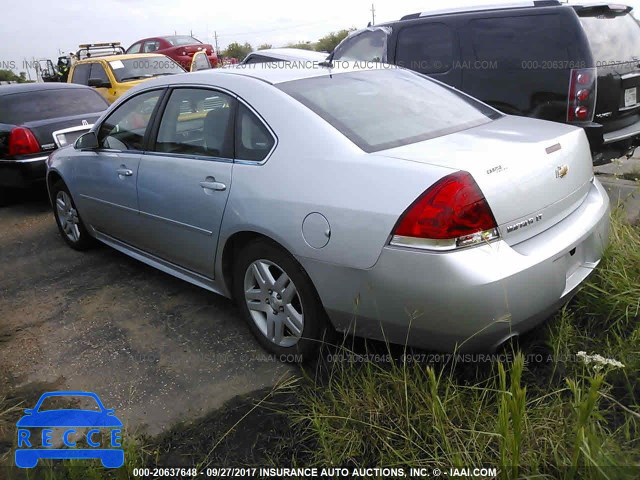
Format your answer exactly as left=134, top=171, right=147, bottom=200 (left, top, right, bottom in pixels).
left=278, top=69, right=501, bottom=153
left=579, top=12, right=640, bottom=66
left=165, top=36, right=201, bottom=46
left=0, top=88, right=107, bottom=124
left=109, top=58, right=185, bottom=82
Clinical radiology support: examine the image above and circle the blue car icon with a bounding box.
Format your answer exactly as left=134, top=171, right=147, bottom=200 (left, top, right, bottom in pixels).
left=15, top=391, right=124, bottom=468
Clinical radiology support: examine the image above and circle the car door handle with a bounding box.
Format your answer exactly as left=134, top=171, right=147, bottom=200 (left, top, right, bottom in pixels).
left=116, top=167, right=133, bottom=177
left=200, top=179, right=227, bottom=191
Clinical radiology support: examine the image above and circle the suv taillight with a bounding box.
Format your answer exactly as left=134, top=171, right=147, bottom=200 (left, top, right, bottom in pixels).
left=567, top=67, right=597, bottom=123
left=8, top=127, right=41, bottom=156
left=390, top=171, right=499, bottom=251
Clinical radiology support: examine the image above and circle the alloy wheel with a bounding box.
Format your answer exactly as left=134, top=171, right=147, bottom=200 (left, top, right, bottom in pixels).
left=243, top=259, right=304, bottom=347
left=55, top=191, right=81, bottom=243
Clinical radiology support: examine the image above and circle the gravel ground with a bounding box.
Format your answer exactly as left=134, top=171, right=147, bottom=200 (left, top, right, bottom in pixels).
left=0, top=190, right=292, bottom=437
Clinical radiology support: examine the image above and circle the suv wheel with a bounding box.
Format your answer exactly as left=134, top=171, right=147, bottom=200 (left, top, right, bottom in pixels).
left=233, top=239, right=328, bottom=361
left=51, top=180, right=94, bottom=250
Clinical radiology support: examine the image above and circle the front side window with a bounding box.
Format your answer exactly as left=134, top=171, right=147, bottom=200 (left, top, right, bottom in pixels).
left=70, top=63, right=91, bottom=85
left=278, top=69, right=500, bottom=153
left=89, top=63, right=110, bottom=84
left=153, top=88, right=235, bottom=158
left=235, top=104, right=275, bottom=162
left=97, top=90, right=162, bottom=151
left=333, top=29, right=388, bottom=62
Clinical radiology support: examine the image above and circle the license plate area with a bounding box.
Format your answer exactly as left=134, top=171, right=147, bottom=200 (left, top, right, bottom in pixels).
left=625, top=87, right=637, bottom=108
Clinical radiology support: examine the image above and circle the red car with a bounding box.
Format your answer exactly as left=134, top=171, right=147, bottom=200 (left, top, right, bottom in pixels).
left=126, top=36, right=218, bottom=69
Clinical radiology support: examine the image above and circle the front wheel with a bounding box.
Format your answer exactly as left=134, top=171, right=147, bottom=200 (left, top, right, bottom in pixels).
left=233, top=239, right=329, bottom=361
left=51, top=180, right=94, bottom=250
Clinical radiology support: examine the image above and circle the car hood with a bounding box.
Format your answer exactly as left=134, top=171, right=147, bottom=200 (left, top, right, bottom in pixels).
left=17, top=410, right=123, bottom=427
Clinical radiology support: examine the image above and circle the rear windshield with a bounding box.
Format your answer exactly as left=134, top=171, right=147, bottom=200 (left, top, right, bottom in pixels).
left=109, top=58, right=185, bottom=82
left=0, top=88, right=107, bottom=124
left=277, top=69, right=501, bottom=152
left=165, top=36, right=201, bottom=46
left=579, top=12, right=640, bottom=66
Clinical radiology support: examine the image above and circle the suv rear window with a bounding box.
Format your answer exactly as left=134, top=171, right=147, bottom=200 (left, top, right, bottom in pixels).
left=278, top=69, right=500, bottom=153
left=578, top=12, right=640, bottom=65
left=0, top=88, right=108, bottom=124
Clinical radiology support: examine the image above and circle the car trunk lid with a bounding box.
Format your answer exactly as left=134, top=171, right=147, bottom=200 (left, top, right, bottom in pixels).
left=23, top=112, right=103, bottom=152
left=375, top=115, right=594, bottom=246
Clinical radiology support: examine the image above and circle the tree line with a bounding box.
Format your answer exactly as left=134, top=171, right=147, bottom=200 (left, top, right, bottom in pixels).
left=222, top=28, right=355, bottom=60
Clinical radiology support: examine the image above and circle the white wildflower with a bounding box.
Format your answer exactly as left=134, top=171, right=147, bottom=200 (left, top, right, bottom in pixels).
left=577, top=351, right=625, bottom=371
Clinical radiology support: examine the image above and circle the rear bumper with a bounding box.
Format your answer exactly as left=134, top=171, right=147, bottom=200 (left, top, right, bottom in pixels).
left=602, top=117, right=640, bottom=145
left=584, top=120, right=640, bottom=164
left=302, top=179, right=610, bottom=352
left=0, top=156, right=48, bottom=188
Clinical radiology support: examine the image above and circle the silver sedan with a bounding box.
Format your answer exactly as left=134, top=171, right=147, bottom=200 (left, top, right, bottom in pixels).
left=46, top=63, right=610, bottom=359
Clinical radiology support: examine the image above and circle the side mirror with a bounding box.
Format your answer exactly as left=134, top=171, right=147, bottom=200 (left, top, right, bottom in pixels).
left=88, top=78, right=111, bottom=89
left=75, top=132, right=99, bottom=150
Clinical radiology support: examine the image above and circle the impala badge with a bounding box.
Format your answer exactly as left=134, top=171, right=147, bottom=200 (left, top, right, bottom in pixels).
left=555, top=165, right=569, bottom=179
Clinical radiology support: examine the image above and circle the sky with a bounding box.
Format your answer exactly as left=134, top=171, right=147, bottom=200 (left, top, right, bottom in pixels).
left=2, top=0, right=640, bottom=79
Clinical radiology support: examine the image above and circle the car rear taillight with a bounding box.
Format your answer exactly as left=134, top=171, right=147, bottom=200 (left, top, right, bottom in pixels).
left=567, top=67, right=596, bottom=123
left=8, top=127, right=41, bottom=156
left=390, top=171, right=499, bottom=251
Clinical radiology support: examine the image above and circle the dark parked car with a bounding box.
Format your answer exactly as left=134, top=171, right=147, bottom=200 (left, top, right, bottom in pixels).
left=0, top=83, right=108, bottom=205
left=330, top=1, right=640, bottom=164
left=126, top=36, right=218, bottom=70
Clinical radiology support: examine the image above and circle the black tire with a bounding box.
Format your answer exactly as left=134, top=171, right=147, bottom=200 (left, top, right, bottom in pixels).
left=233, top=239, right=330, bottom=362
left=51, top=180, right=95, bottom=251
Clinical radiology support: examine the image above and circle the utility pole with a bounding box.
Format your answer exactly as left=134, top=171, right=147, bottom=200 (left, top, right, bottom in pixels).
left=214, top=31, right=220, bottom=56
left=371, top=3, right=376, bottom=25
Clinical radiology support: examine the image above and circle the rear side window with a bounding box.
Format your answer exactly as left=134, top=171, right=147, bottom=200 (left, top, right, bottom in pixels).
left=278, top=69, right=500, bottom=153
left=470, top=14, right=570, bottom=69
left=579, top=12, right=640, bottom=64
left=70, top=63, right=91, bottom=85
left=0, top=88, right=108, bottom=124
left=395, top=23, right=455, bottom=74
left=235, top=104, right=275, bottom=161
left=144, top=41, right=161, bottom=53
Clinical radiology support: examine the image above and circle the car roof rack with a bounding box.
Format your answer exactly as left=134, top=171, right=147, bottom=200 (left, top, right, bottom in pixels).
left=76, top=42, right=125, bottom=60
left=400, top=1, right=561, bottom=20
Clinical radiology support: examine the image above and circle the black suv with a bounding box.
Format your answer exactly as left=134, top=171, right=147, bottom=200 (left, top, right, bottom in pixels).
left=330, top=1, right=640, bottom=164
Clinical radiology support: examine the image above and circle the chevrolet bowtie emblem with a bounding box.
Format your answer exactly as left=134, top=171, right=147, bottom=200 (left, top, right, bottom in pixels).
left=555, top=165, right=569, bottom=178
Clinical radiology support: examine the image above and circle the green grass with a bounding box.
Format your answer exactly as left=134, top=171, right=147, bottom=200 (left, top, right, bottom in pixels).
left=288, top=211, right=640, bottom=479
left=1, top=210, right=638, bottom=479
